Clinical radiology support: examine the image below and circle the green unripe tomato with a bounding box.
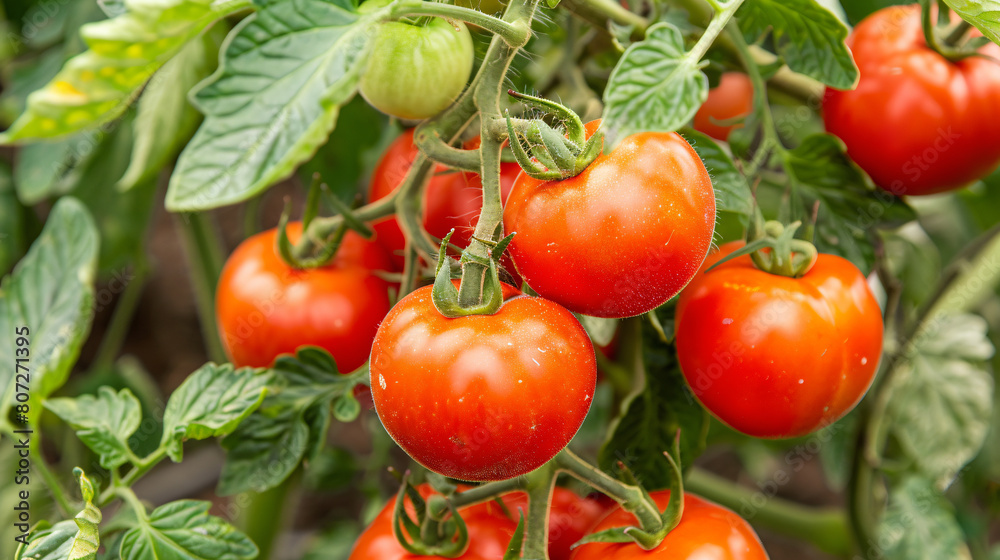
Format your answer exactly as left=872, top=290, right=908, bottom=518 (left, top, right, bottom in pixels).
left=359, top=18, right=474, bottom=120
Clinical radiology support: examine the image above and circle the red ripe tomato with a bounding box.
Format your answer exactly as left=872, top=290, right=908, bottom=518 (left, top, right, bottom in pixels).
left=216, top=222, right=393, bottom=372
left=349, top=485, right=607, bottom=560
left=674, top=242, right=883, bottom=438
left=369, top=282, right=596, bottom=481
left=503, top=120, right=716, bottom=318
left=693, top=72, right=753, bottom=141
left=369, top=129, right=522, bottom=269
left=823, top=5, right=1000, bottom=195
left=571, top=491, right=768, bottom=560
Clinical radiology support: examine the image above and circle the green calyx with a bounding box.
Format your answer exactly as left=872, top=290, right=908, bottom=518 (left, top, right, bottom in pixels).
left=392, top=473, right=469, bottom=558
left=505, top=90, right=604, bottom=181
left=708, top=216, right=818, bottom=278
left=431, top=229, right=516, bottom=318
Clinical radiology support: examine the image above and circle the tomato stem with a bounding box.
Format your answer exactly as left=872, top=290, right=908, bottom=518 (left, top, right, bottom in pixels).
left=174, top=212, right=227, bottom=363
left=389, top=0, right=532, bottom=47
left=555, top=449, right=665, bottom=533
left=522, top=462, right=558, bottom=559
left=685, top=468, right=853, bottom=557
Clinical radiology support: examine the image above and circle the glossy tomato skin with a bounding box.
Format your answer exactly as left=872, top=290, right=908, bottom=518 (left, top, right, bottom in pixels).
left=693, top=72, right=753, bottom=141
left=675, top=242, right=883, bottom=438
left=823, top=5, right=1000, bottom=195
left=348, top=485, right=607, bottom=560
left=369, top=129, right=522, bottom=270
left=370, top=283, right=596, bottom=481
left=571, top=491, right=768, bottom=560
left=216, top=223, right=393, bottom=372
left=504, top=121, right=716, bottom=318
left=360, top=18, right=474, bottom=120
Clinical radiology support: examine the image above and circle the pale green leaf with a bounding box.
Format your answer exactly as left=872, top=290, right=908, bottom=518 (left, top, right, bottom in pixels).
left=118, top=23, right=227, bottom=191
left=0, top=198, right=99, bottom=424
left=0, top=0, right=253, bottom=143
left=166, top=0, right=378, bottom=210
left=877, top=476, right=971, bottom=560
left=160, top=363, right=269, bottom=461
left=738, top=0, right=858, bottom=89
left=602, top=22, right=707, bottom=142
left=887, top=313, right=994, bottom=487
left=15, top=469, right=102, bottom=560
left=943, top=0, right=1000, bottom=46
left=119, top=500, right=257, bottom=560
left=44, top=387, right=142, bottom=469
left=577, top=314, right=618, bottom=347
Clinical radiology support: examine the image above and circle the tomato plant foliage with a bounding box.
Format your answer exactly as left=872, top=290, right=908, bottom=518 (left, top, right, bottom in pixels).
left=1, top=0, right=1000, bottom=559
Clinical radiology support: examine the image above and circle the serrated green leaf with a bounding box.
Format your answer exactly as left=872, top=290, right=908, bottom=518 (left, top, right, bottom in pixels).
left=943, top=0, right=1000, bottom=46
left=737, top=0, right=858, bottom=89
left=118, top=22, right=227, bottom=191
left=160, top=363, right=270, bottom=461
left=0, top=0, right=253, bottom=143
left=682, top=129, right=753, bottom=221
left=332, top=392, right=360, bottom=422
left=44, top=387, right=141, bottom=469
left=119, top=500, right=257, bottom=560
left=218, top=406, right=310, bottom=495
left=15, top=469, right=102, bottom=560
left=166, top=0, right=378, bottom=211
left=602, top=22, right=708, bottom=143
left=218, top=346, right=355, bottom=495
left=599, top=330, right=709, bottom=487
left=877, top=476, right=971, bottom=560
left=0, top=198, right=99, bottom=424
left=783, top=133, right=915, bottom=274
left=887, top=313, right=994, bottom=488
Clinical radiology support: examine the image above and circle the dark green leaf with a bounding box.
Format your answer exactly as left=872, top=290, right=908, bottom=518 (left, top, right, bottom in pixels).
left=67, top=117, right=159, bottom=273
left=783, top=133, right=915, bottom=274
left=218, top=406, right=310, bottom=495
left=0, top=197, right=99, bottom=423
left=218, top=347, right=354, bottom=494
left=117, top=23, right=227, bottom=191
left=887, top=313, right=994, bottom=487
left=877, top=476, right=971, bottom=560
left=166, top=0, right=379, bottom=211
left=44, top=387, right=141, bottom=469
left=119, top=500, right=257, bottom=560
left=602, top=22, right=708, bottom=142
left=15, top=469, right=101, bottom=560
left=160, top=363, right=270, bottom=462
left=0, top=162, right=29, bottom=275
left=599, top=332, right=709, bottom=487
left=13, top=132, right=101, bottom=205
left=943, top=1, right=1000, bottom=46
left=738, top=0, right=858, bottom=89
left=0, top=0, right=253, bottom=142
left=682, top=129, right=753, bottom=222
